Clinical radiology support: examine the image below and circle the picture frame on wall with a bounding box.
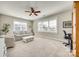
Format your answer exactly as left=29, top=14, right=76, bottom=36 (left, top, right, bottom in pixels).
left=63, top=21, right=72, bottom=28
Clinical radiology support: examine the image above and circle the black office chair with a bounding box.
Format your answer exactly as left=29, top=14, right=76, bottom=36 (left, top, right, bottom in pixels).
left=63, top=30, right=70, bottom=46
left=63, top=30, right=73, bottom=52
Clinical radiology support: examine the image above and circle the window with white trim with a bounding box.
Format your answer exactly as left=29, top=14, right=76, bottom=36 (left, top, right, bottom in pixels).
left=48, top=20, right=57, bottom=33
left=13, top=21, right=27, bottom=32
left=38, top=19, right=57, bottom=33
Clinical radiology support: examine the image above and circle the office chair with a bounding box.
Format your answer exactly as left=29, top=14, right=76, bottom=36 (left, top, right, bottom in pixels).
left=63, top=30, right=73, bottom=52
left=63, top=30, right=70, bottom=46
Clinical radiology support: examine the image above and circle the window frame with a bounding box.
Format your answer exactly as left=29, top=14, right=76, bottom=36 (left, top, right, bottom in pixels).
left=13, top=21, right=27, bottom=32
left=38, top=18, right=57, bottom=33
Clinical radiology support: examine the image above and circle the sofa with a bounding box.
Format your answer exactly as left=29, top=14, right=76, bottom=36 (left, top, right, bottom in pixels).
left=13, top=31, right=33, bottom=41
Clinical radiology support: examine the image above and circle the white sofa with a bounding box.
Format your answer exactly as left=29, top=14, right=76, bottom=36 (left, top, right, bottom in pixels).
left=14, top=31, right=33, bottom=41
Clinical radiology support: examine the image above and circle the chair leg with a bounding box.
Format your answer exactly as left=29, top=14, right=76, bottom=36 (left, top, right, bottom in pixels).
left=63, top=42, right=67, bottom=44
left=65, top=44, right=69, bottom=46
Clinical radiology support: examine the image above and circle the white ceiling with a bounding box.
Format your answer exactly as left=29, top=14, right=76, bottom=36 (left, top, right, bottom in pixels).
left=0, top=1, right=73, bottom=20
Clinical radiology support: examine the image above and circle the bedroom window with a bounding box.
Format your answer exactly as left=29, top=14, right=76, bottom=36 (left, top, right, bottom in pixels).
left=48, top=20, right=57, bottom=33
left=38, top=21, right=48, bottom=32
left=38, top=19, right=57, bottom=33
left=13, top=21, right=27, bottom=32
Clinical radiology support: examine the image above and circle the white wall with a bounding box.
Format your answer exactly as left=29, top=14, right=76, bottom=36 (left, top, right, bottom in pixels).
left=33, top=10, right=72, bottom=42
left=0, top=14, right=1, bottom=30
left=0, top=10, right=72, bottom=42
left=0, top=14, right=32, bottom=37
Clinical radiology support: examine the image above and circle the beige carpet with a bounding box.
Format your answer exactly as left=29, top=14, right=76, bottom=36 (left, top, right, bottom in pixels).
left=7, top=38, right=73, bottom=57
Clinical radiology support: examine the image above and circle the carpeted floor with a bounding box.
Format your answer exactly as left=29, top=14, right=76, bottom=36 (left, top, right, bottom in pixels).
left=7, top=38, right=73, bottom=57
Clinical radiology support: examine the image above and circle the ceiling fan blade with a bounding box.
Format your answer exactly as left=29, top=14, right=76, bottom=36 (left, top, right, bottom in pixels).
left=25, top=11, right=30, bottom=12
left=31, top=7, right=35, bottom=12
left=29, top=13, right=32, bottom=16
left=34, top=13, right=38, bottom=16
left=35, top=11, right=41, bottom=13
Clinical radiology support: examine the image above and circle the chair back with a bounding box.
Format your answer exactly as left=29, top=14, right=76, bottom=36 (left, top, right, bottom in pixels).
left=63, top=30, right=67, bottom=36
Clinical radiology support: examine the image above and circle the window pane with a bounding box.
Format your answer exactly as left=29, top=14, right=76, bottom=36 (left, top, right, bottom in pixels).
left=14, top=21, right=27, bottom=32
left=38, top=22, right=43, bottom=31
left=48, top=20, right=57, bottom=33
left=42, top=21, right=48, bottom=31
left=38, top=19, right=57, bottom=33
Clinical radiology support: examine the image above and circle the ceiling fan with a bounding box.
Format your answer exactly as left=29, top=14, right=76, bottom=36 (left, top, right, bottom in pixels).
left=25, top=7, right=41, bottom=16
